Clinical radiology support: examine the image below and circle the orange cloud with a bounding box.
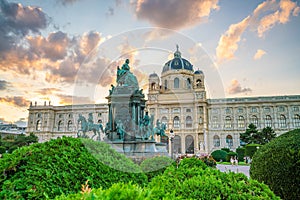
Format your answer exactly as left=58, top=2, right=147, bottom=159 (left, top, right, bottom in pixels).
left=253, top=49, right=266, bottom=60
left=133, top=0, right=219, bottom=30
left=0, top=96, right=30, bottom=107
left=227, top=79, right=252, bottom=95
left=216, top=16, right=250, bottom=63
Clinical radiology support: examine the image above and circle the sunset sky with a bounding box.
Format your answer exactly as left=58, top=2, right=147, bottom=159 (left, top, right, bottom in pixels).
left=0, top=0, right=300, bottom=123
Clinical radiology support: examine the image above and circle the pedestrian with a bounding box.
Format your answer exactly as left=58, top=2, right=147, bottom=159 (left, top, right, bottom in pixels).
left=230, top=156, right=234, bottom=166
left=234, top=156, right=238, bottom=166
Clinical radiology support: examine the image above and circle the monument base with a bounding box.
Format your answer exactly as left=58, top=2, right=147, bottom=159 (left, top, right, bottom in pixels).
left=105, top=139, right=169, bottom=163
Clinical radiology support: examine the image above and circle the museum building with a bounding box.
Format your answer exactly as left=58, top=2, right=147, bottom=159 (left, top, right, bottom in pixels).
left=26, top=47, right=300, bottom=154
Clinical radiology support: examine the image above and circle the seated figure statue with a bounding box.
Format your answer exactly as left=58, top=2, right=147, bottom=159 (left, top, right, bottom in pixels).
left=117, top=59, right=130, bottom=82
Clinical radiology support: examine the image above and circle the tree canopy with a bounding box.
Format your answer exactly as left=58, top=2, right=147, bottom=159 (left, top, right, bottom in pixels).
left=240, top=124, right=276, bottom=145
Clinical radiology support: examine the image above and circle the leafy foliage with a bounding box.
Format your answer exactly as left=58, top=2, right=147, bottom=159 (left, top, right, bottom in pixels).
left=236, top=147, right=245, bottom=161
left=59, top=157, right=279, bottom=199
left=0, top=133, right=38, bottom=153
left=221, top=147, right=230, bottom=153
left=245, top=143, right=262, bottom=158
left=0, top=137, right=147, bottom=199
left=240, top=124, right=276, bottom=145
left=250, top=129, right=300, bottom=200
left=140, top=156, right=174, bottom=181
left=226, top=151, right=238, bottom=162
left=176, top=154, right=216, bottom=168
left=211, top=149, right=227, bottom=162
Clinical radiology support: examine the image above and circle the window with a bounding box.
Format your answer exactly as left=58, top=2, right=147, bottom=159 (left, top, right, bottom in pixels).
left=265, top=115, right=272, bottom=127
left=68, top=113, right=72, bottom=118
left=212, top=109, right=218, bottom=114
left=160, top=108, right=168, bottom=114
left=185, top=135, right=194, bottom=154
left=237, top=116, right=245, bottom=128
left=186, top=116, right=192, bottom=128
left=264, top=107, right=271, bottom=113
left=213, top=135, right=220, bottom=147
left=151, top=83, right=156, bottom=90
left=161, top=116, right=168, bottom=128
left=37, top=113, right=41, bottom=118
left=225, top=116, right=232, bottom=128
left=172, top=108, right=180, bottom=113
left=186, top=108, right=191, bottom=112
left=174, top=135, right=181, bottom=153
left=36, top=120, right=41, bottom=131
left=196, top=79, right=201, bottom=88
left=164, top=80, right=168, bottom=90
left=98, top=119, right=102, bottom=123
left=199, top=116, right=203, bottom=124
left=293, top=114, right=300, bottom=127
left=278, top=106, right=285, bottom=112
left=173, top=116, right=180, bottom=128
left=174, top=78, right=179, bottom=88
left=59, top=114, right=63, bottom=118
left=212, top=116, right=218, bottom=128
left=250, top=115, right=258, bottom=127
left=279, top=115, right=286, bottom=128
left=98, top=113, right=102, bottom=117
left=251, top=107, right=258, bottom=113
left=225, top=108, right=231, bottom=114
left=237, top=108, right=244, bottom=113
left=67, top=120, right=73, bottom=131
left=226, top=135, right=233, bottom=147
left=187, top=78, right=191, bottom=89
left=58, top=120, right=63, bottom=131
left=293, top=106, right=299, bottom=112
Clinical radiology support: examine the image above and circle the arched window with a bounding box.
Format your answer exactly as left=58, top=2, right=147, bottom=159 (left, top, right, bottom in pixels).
left=36, top=120, right=41, bottom=131
left=226, top=135, right=233, bottom=147
left=151, top=82, right=156, bottom=90
left=225, top=116, right=232, bottom=128
left=164, top=80, right=168, bottom=90
left=237, top=116, right=245, bottom=128
left=174, top=135, right=181, bottom=154
left=186, top=116, right=192, bottom=128
left=250, top=115, right=258, bottom=127
left=212, top=116, right=218, bottom=128
left=265, top=115, right=272, bottom=127
left=174, top=77, right=179, bottom=88
left=67, top=120, right=73, bottom=131
left=161, top=116, right=168, bottom=128
left=58, top=120, right=63, bottom=131
left=196, top=79, right=201, bottom=88
left=185, top=135, right=194, bottom=154
left=213, top=135, right=220, bottom=147
left=199, top=116, right=203, bottom=124
left=98, top=119, right=102, bottom=123
left=186, top=78, right=191, bottom=89
left=173, top=116, right=180, bottom=128
left=294, top=114, right=300, bottom=127
left=279, top=115, right=286, bottom=128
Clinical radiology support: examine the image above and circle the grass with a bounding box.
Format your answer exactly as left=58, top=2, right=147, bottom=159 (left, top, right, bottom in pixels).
left=216, top=161, right=250, bottom=166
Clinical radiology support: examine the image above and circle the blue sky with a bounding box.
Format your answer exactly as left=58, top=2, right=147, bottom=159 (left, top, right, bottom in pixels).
left=0, top=0, right=299, bottom=123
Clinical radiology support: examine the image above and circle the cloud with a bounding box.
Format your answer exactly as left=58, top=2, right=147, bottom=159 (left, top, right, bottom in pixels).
left=216, top=0, right=300, bottom=62
left=36, top=88, right=62, bottom=96
left=56, top=0, right=80, bottom=6
left=256, top=0, right=299, bottom=37
left=0, top=0, right=49, bottom=53
left=0, top=80, right=10, bottom=90
left=227, top=79, right=252, bottom=95
left=216, top=16, right=250, bottom=63
left=132, top=0, right=219, bottom=30
left=253, top=49, right=266, bottom=60
left=0, top=96, right=30, bottom=107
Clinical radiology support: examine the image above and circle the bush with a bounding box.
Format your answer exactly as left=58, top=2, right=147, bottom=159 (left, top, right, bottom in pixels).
left=0, top=137, right=147, bottom=199
left=211, top=150, right=227, bottom=162
left=59, top=158, right=279, bottom=199
left=0, top=146, right=6, bottom=154
left=250, top=129, right=300, bottom=200
left=221, top=148, right=230, bottom=153
left=176, top=154, right=216, bottom=168
left=226, top=151, right=238, bottom=162
left=140, top=156, right=174, bottom=181
left=245, top=143, right=262, bottom=158
left=236, top=147, right=245, bottom=161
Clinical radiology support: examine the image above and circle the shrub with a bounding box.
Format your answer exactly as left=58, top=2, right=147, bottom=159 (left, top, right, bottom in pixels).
left=250, top=129, right=300, bottom=200
left=245, top=143, right=262, bottom=158
left=236, top=147, right=245, bottom=161
left=0, top=137, right=147, bottom=199
left=0, top=146, right=6, bottom=154
left=221, top=147, right=230, bottom=153
left=176, top=154, right=216, bottom=168
left=211, top=150, right=227, bottom=162
left=140, top=156, right=174, bottom=181
left=226, top=151, right=238, bottom=162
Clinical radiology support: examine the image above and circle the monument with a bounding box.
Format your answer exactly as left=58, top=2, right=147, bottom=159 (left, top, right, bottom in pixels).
left=78, top=59, right=168, bottom=161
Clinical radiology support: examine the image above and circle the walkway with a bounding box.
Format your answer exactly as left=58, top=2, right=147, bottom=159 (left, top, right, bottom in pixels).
left=216, top=164, right=250, bottom=178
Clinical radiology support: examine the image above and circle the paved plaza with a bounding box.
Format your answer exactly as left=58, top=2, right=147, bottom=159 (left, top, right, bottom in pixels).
left=216, top=164, right=250, bottom=178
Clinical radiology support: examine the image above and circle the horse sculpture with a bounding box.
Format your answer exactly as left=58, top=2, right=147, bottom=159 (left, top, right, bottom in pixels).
left=153, top=120, right=168, bottom=137
left=77, top=114, right=104, bottom=141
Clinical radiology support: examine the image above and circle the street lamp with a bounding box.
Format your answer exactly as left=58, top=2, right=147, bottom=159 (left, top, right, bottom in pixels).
left=169, top=129, right=174, bottom=159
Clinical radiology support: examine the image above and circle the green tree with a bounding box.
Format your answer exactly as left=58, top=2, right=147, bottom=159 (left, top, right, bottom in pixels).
left=240, top=123, right=258, bottom=145
left=259, top=127, right=276, bottom=145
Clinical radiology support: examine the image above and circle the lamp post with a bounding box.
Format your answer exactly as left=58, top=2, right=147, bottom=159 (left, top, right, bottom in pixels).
left=169, top=129, right=174, bottom=159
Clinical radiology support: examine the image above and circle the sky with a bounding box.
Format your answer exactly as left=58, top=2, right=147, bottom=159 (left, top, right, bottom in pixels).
left=0, top=0, right=300, bottom=123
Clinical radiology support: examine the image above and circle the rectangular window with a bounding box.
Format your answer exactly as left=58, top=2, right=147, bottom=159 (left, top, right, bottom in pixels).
left=251, top=107, right=257, bottom=113
left=172, top=108, right=180, bottom=113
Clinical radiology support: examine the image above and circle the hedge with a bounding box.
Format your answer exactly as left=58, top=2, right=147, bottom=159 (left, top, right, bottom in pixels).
left=250, top=129, right=300, bottom=200
left=236, top=147, right=245, bottom=161
left=211, top=150, right=227, bottom=162
left=245, top=143, right=262, bottom=158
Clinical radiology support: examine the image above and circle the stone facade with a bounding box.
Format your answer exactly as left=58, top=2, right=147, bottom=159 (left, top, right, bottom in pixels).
left=26, top=48, right=300, bottom=154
